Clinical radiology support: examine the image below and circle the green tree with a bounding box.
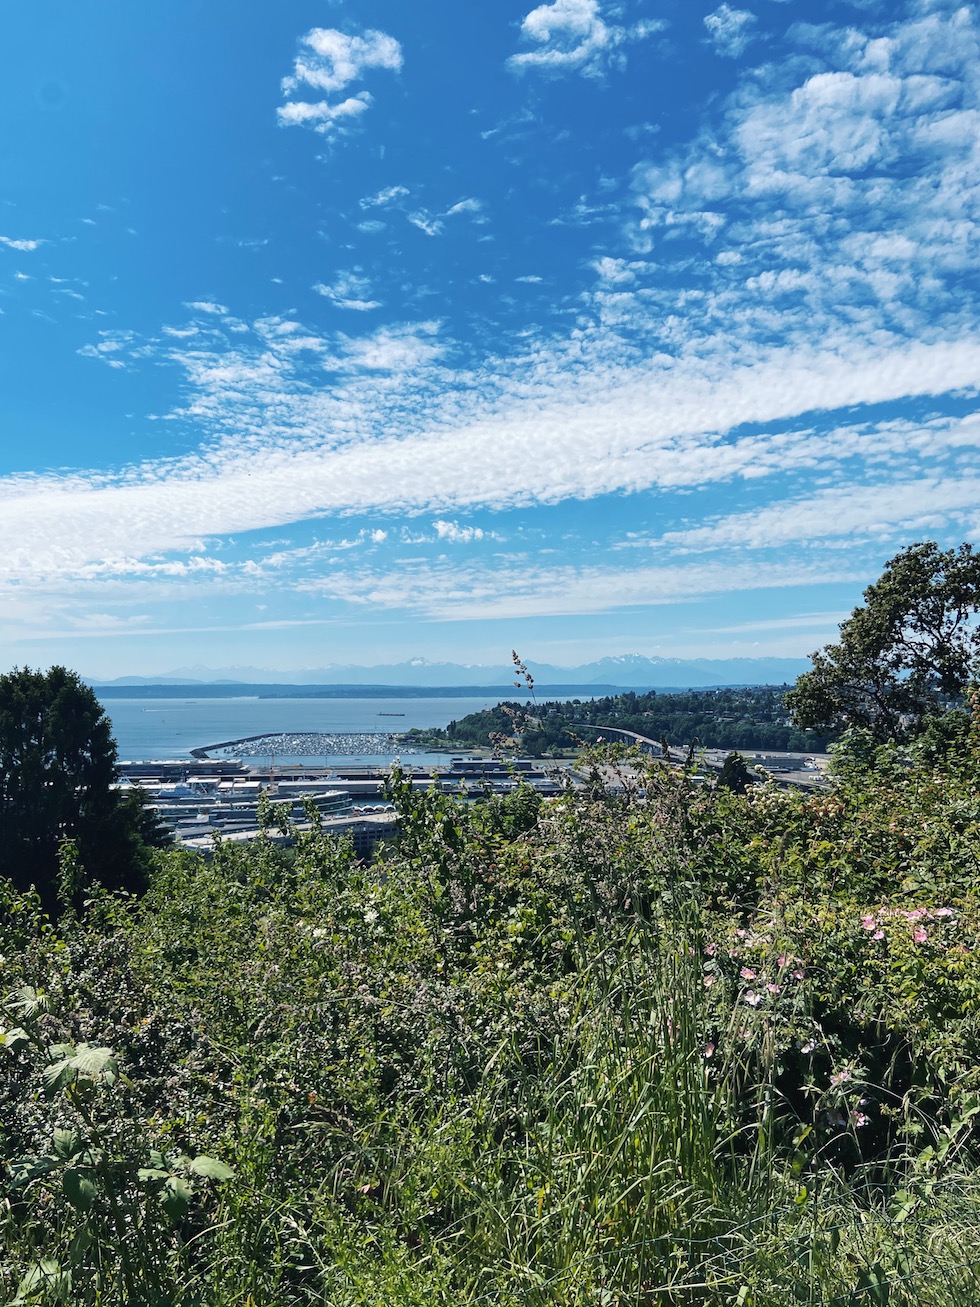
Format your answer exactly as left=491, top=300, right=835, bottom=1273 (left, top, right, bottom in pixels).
left=0, top=666, right=152, bottom=912
left=786, top=542, right=980, bottom=741
left=716, top=751, right=753, bottom=793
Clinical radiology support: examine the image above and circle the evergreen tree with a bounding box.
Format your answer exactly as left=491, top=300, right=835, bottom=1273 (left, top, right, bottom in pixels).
left=0, top=666, right=153, bottom=913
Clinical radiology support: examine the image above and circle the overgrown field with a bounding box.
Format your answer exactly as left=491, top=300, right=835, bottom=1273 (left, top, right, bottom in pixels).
left=2, top=731, right=980, bottom=1305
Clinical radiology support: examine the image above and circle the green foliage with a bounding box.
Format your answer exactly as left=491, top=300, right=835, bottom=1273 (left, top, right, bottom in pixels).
left=787, top=541, right=980, bottom=740
left=717, top=750, right=753, bottom=793
left=405, top=684, right=830, bottom=757
left=1, top=733, right=979, bottom=1303
left=0, top=982, right=232, bottom=1304
left=0, top=666, right=157, bottom=914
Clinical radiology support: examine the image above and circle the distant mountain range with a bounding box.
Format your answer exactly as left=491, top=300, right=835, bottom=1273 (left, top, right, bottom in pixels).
left=89, top=654, right=810, bottom=692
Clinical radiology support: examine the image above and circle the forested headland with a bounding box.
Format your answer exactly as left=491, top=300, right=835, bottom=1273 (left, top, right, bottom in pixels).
left=401, top=684, right=832, bottom=758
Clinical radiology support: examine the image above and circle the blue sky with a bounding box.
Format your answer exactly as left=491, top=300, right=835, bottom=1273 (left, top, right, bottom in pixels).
left=1, top=0, right=978, bottom=677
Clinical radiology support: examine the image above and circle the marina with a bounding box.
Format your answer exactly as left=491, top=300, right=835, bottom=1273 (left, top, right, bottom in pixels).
left=118, top=752, right=571, bottom=854
left=101, top=694, right=519, bottom=763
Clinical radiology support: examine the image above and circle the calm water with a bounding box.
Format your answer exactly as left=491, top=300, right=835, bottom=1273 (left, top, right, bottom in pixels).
left=103, top=695, right=526, bottom=762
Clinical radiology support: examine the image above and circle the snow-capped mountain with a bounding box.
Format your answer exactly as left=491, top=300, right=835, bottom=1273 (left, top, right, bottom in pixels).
left=91, top=653, right=810, bottom=691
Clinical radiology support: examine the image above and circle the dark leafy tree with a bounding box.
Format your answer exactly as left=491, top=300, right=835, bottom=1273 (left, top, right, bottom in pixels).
left=716, top=751, right=753, bottom=794
left=786, top=542, right=980, bottom=741
left=0, top=666, right=155, bottom=912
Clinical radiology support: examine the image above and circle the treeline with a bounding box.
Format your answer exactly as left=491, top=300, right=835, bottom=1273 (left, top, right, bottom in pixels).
left=404, top=685, right=832, bottom=757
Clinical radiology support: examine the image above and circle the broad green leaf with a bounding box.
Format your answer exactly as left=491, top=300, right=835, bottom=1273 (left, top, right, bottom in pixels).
left=63, top=1167, right=98, bottom=1212
left=52, top=1128, right=85, bottom=1161
left=9, top=986, right=48, bottom=1019
left=43, top=1043, right=117, bottom=1094
left=188, top=1155, right=234, bottom=1180
left=42, top=1058, right=77, bottom=1095
left=160, top=1175, right=193, bottom=1219
left=70, top=1043, right=118, bottom=1082
left=13, top=1258, right=70, bottom=1304
left=1, top=1025, right=31, bottom=1053
left=8, top=1154, right=61, bottom=1188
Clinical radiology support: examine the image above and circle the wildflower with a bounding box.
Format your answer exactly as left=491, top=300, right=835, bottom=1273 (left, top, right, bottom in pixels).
left=801, top=1040, right=816, bottom=1054
left=705, top=942, right=717, bottom=956
left=744, top=991, right=762, bottom=1007
left=913, top=927, right=927, bottom=944
left=873, top=929, right=884, bottom=941
left=703, top=974, right=716, bottom=988
left=934, top=907, right=954, bottom=918
left=830, top=1070, right=849, bottom=1086
left=792, top=968, right=805, bottom=980
left=852, top=1112, right=870, bottom=1128
left=704, top=1042, right=715, bottom=1059
left=739, top=967, right=757, bottom=981
left=861, top=914, right=877, bottom=931
left=766, top=983, right=781, bottom=995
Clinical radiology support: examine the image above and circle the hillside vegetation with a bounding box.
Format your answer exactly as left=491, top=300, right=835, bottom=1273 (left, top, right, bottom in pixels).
left=2, top=714, right=980, bottom=1304
left=403, top=685, right=831, bottom=758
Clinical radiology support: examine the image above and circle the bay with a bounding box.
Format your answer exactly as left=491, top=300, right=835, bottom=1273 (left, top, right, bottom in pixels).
left=102, top=694, right=524, bottom=763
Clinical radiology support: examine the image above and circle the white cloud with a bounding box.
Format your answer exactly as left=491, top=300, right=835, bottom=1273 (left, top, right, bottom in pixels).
left=704, top=5, right=757, bottom=59
left=12, top=2, right=980, bottom=638
left=300, top=555, right=863, bottom=622
left=184, top=300, right=228, bottom=315
left=737, top=71, right=903, bottom=175
left=280, top=27, right=401, bottom=136
left=630, top=1, right=980, bottom=360
left=508, top=0, right=662, bottom=79
left=433, top=519, right=486, bottom=543
left=0, top=236, right=42, bottom=252
left=406, top=197, right=484, bottom=237
left=446, top=197, right=484, bottom=217
left=283, top=27, right=402, bottom=95
left=277, top=94, right=372, bottom=132
left=360, top=184, right=409, bottom=208
left=76, top=331, right=140, bottom=369
left=8, top=321, right=980, bottom=597
left=313, top=271, right=382, bottom=311
left=408, top=210, right=444, bottom=237
left=338, top=320, right=444, bottom=372
left=592, top=255, right=651, bottom=283
left=656, top=477, right=980, bottom=552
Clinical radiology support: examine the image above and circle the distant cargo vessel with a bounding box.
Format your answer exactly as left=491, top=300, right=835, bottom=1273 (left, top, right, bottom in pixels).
left=378, top=712, right=405, bottom=716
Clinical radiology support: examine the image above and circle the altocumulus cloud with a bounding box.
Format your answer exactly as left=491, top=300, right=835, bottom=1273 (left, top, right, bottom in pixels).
left=508, top=0, right=663, bottom=79
left=12, top=327, right=980, bottom=593
left=28, top=0, right=980, bottom=629
left=703, top=5, right=757, bottom=59
left=279, top=26, right=402, bottom=136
